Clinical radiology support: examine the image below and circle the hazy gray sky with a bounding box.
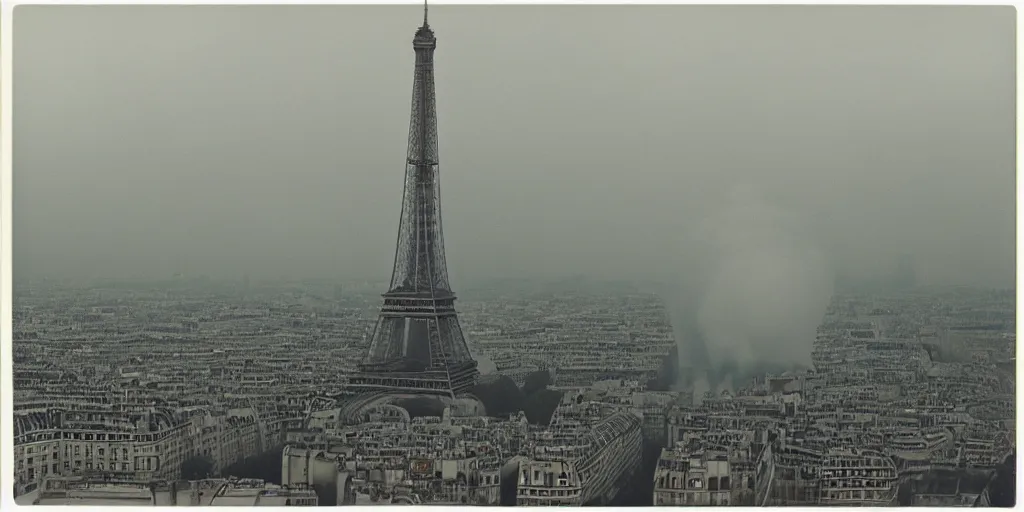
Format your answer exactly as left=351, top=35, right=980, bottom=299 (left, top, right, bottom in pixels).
left=13, top=5, right=1016, bottom=290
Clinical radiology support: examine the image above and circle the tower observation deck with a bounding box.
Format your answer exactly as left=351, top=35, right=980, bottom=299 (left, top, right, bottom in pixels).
left=348, top=8, right=479, bottom=398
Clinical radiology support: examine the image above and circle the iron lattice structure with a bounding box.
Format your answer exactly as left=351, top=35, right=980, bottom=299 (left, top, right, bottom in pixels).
left=350, top=13, right=479, bottom=397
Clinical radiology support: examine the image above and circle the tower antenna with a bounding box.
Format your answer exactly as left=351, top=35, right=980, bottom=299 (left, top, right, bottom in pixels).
left=424, top=0, right=428, bottom=26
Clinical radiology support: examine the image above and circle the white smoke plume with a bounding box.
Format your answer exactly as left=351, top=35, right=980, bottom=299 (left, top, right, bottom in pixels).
left=670, top=184, right=833, bottom=388
left=692, top=376, right=710, bottom=405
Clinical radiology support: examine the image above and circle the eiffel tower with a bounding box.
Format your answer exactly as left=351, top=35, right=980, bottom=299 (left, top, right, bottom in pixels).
left=348, top=5, right=479, bottom=398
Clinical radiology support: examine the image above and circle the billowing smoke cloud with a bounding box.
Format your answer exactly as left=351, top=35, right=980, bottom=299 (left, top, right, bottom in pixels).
left=670, top=185, right=833, bottom=391
left=691, top=376, right=710, bottom=405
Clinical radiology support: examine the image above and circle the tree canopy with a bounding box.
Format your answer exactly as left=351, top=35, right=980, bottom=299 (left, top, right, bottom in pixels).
left=395, top=396, right=446, bottom=419
left=989, top=451, right=1016, bottom=507
left=221, top=448, right=283, bottom=485
left=522, top=389, right=563, bottom=425
left=180, top=455, right=215, bottom=481
left=472, top=376, right=525, bottom=418
left=521, top=370, right=552, bottom=397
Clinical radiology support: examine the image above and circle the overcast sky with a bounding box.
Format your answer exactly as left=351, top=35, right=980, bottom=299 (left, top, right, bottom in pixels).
left=13, top=5, right=1015, bottom=290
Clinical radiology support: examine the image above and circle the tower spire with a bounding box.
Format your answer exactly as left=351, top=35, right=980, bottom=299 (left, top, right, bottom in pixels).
left=350, top=5, right=479, bottom=398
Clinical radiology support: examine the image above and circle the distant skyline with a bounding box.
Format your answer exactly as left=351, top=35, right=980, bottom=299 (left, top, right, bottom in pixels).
left=13, top=5, right=1015, bottom=289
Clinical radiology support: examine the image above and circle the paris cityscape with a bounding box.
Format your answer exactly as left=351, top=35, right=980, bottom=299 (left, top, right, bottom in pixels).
left=9, top=4, right=1017, bottom=508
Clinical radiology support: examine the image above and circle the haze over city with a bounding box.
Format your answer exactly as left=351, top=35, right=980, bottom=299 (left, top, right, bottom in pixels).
left=14, top=5, right=1014, bottom=287
left=15, top=5, right=1014, bottom=384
